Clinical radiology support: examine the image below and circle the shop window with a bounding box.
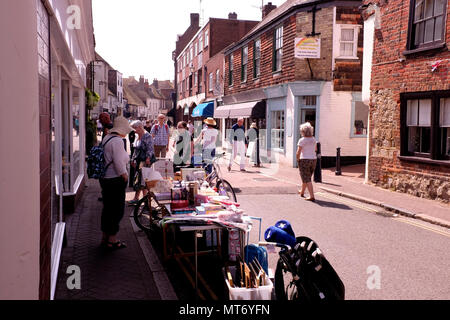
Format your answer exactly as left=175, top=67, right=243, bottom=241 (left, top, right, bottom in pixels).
left=352, top=102, right=369, bottom=136
left=271, top=110, right=285, bottom=150
left=408, top=0, right=447, bottom=50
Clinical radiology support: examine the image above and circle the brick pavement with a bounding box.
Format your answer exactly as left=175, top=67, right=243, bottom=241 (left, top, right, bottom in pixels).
left=54, top=178, right=164, bottom=300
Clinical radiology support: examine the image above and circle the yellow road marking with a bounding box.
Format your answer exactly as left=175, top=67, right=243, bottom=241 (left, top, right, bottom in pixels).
left=394, top=217, right=450, bottom=238
left=316, top=193, right=450, bottom=238
left=315, top=192, right=379, bottom=213
left=254, top=172, right=450, bottom=238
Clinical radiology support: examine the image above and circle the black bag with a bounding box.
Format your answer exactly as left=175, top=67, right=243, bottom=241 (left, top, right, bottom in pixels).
left=275, top=236, right=345, bottom=301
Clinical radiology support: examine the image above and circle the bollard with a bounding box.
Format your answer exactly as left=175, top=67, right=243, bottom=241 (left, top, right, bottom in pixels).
left=256, top=128, right=261, bottom=167
left=314, top=142, right=322, bottom=182
left=335, top=147, right=342, bottom=176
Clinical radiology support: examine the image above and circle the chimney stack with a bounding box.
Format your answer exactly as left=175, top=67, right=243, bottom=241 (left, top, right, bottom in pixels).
left=262, top=2, right=277, bottom=19
left=139, top=75, right=144, bottom=85
left=228, top=12, right=238, bottom=20
left=153, top=79, right=159, bottom=89
left=190, top=13, right=200, bottom=27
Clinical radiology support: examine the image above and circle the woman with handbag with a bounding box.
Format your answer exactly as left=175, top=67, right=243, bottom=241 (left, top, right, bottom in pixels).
left=128, top=120, right=155, bottom=206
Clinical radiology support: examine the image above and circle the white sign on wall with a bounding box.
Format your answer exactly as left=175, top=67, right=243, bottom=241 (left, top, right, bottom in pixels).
left=295, top=37, right=321, bottom=59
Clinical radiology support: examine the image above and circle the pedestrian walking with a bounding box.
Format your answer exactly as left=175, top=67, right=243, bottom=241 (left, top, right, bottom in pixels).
left=151, top=114, right=170, bottom=158
left=128, top=120, right=155, bottom=206
left=296, top=122, right=317, bottom=202
left=228, top=117, right=247, bottom=172
left=187, top=120, right=194, bottom=136
left=246, top=122, right=259, bottom=166
left=99, top=116, right=134, bottom=250
left=144, top=120, right=152, bottom=133
left=195, top=117, right=218, bottom=174
left=172, top=121, right=193, bottom=169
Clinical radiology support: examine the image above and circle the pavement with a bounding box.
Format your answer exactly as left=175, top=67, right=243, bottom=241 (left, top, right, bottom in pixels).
left=219, top=156, right=450, bottom=229
left=54, top=178, right=177, bottom=300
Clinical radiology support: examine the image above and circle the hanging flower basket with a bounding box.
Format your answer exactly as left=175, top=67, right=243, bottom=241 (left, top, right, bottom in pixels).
left=86, top=88, right=100, bottom=110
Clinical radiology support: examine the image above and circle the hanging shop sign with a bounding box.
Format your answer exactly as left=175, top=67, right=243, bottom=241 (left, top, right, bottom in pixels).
left=295, top=37, right=321, bottom=59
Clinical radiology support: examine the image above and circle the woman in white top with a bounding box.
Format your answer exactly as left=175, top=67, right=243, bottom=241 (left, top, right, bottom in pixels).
left=195, top=117, right=218, bottom=174
left=296, top=122, right=317, bottom=202
left=100, top=116, right=134, bottom=250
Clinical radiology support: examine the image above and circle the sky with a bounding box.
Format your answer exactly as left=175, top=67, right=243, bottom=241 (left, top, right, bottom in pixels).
left=92, top=0, right=285, bottom=82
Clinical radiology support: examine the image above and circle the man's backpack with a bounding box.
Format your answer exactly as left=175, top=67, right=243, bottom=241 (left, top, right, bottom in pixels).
left=87, top=136, right=119, bottom=179
left=154, top=123, right=169, bottom=135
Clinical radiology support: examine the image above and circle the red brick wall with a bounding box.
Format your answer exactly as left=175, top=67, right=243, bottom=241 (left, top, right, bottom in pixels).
left=364, top=0, right=450, bottom=201
left=205, top=52, right=225, bottom=99
left=225, top=15, right=297, bottom=96
left=333, top=7, right=364, bottom=91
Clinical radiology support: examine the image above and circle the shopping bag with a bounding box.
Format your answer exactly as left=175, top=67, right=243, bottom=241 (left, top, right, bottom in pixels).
left=246, top=141, right=255, bottom=158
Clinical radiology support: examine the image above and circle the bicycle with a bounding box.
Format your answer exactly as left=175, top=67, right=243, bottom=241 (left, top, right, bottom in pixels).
left=133, top=154, right=237, bottom=233
left=200, top=152, right=237, bottom=203
left=259, top=237, right=345, bottom=301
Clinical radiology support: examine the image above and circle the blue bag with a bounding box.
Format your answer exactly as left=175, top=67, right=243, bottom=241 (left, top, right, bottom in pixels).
left=244, top=244, right=269, bottom=274
left=87, top=136, right=118, bottom=179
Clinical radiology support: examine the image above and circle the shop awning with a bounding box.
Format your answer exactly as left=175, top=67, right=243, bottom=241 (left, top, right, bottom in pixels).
left=214, top=100, right=266, bottom=119
left=192, top=101, right=214, bottom=118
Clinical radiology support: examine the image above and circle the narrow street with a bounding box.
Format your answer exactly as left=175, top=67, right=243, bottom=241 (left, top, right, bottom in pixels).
left=139, top=158, right=450, bottom=300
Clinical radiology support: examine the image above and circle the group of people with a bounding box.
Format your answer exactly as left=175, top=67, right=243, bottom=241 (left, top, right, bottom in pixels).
left=97, top=111, right=318, bottom=250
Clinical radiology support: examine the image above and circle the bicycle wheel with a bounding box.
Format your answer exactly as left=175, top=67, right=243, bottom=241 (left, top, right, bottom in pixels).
left=133, top=195, right=157, bottom=232
left=216, top=179, right=237, bottom=202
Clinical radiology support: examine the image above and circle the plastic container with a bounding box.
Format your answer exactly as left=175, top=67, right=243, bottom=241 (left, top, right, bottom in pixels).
left=223, top=266, right=273, bottom=300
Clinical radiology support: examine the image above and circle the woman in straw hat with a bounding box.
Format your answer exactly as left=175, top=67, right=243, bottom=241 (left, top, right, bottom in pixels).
left=195, top=117, right=219, bottom=174
left=100, top=116, right=134, bottom=250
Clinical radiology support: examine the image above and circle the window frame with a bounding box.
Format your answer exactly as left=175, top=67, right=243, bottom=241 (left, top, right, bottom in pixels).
left=229, top=54, right=234, bottom=87
left=336, top=24, right=361, bottom=59
left=241, top=46, right=248, bottom=83
left=273, top=25, right=284, bottom=72
left=253, top=38, right=261, bottom=78
left=209, top=72, right=213, bottom=92
left=205, top=30, right=209, bottom=48
left=406, top=0, right=448, bottom=51
left=400, top=90, right=450, bottom=162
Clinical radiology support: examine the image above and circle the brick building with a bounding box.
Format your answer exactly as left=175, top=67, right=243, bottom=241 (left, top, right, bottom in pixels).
left=0, top=0, right=95, bottom=299
left=174, top=13, right=259, bottom=123
left=219, top=0, right=367, bottom=168
left=361, top=0, right=450, bottom=202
